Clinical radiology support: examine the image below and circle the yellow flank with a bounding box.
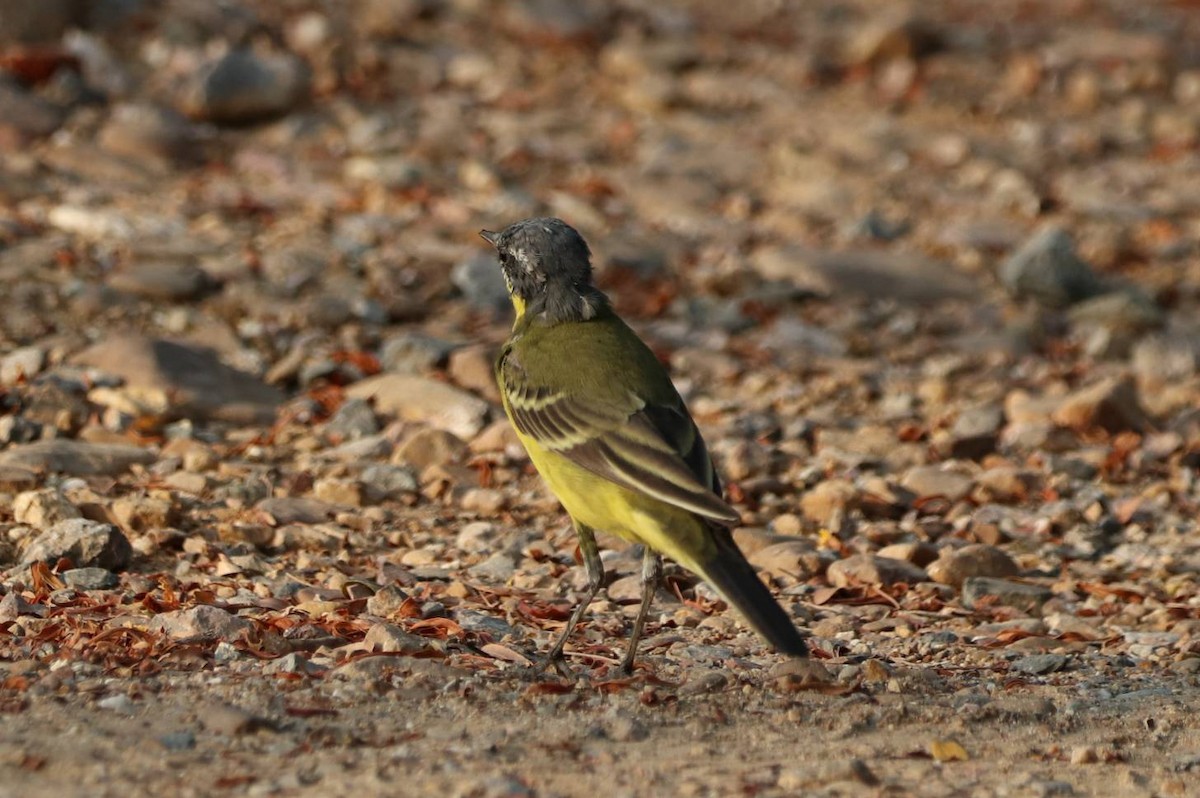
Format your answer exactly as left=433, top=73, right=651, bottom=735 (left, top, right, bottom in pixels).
left=513, top=426, right=716, bottom=574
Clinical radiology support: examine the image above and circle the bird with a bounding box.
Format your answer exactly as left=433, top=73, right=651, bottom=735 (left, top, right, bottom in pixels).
left=480, top=217, right=809, bottom=672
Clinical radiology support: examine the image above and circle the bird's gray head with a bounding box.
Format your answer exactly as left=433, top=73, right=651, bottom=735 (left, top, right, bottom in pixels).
left=480, top=217, right=608, bottom=323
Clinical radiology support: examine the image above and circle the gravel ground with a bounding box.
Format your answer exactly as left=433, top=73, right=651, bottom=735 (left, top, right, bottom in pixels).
left=2, top=1, right=1200, bottom=796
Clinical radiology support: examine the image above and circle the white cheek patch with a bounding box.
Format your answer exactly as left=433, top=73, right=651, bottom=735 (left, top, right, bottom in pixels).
left=513, top=248, right=542, bottom=282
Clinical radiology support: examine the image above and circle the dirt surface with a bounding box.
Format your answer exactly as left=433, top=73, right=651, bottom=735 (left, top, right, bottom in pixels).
left=3, top=1, right=1200, bottom=796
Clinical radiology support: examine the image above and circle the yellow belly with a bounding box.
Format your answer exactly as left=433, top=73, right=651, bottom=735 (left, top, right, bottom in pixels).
left=516, top=429, right=715, bottom=573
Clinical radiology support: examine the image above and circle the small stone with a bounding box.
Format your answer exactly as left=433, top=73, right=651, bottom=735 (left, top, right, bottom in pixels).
left=257, top=496, right=339, bottom=525
left=827, top=554, right=927, bottom=587
left=0, top=345, right=45, bottom=385
left=365, top=585, right=410, bottom=618
left=21, top=519, right=132, bottom=570
left=324, top=397, right=379, bottom=441
left=452, top=252, right=509, bottom=310
left=1012, top=653, right=1069, bottom=675
left=1052, top=377, right=1150, bottom=433
left=875, top=541, right=938, bottom=567
left=150, top=606, right=253, bottom=642
left=448, top=345, right=501, bottom=403
left=13, top=489, right=81, bottom=529
left=468, top=552, right=517, bottom=582
left=948, top=404, right=1004, bottom=460
left=312, top=478, right=363, bottom=507
left=927, top=545, right=1020, bottom=588
left=962, top=577, right=1052, bottom=615
left=0, top=440, right=155, bottom=476
left=107, top=260, right=212, bottom=302
left=747, top=540, right=823, bottom=581
left=61, top=568, right=119, bottom=590
left=111, top=496, right=175, bottom=533
left=461, top=488, right=506, bottom=515
left=999, top=227, right=1103, bottom=308
left=178, top=49, right=310, bottom=124
left=359, top=464, right=419, bottom=503
left=164, top=471, right=208, bottom=494
left=74, top=335, right=282, bottom=424
left=457, top=521, right=498, bottom=553
left=394, top=427, right=468, bottom=470
left=363, top=622, right=430, bottom=654
left=159, top=731, right=197, bottom=751
left=799, top=479, right=858, bottom=526
left=347, top=374, right=490, bottom=439
left=263, top=652, right=320, bottom=676
left=900, top=465, right=974, bottom=502
left=379, top=332, right=459, bottom=374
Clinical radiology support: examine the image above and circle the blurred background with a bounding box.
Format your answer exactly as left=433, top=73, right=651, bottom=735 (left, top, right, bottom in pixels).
left=1, top=0, right=1199, bottom=511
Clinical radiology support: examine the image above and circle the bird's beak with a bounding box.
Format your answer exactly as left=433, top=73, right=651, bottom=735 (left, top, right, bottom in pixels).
left=479, top=229, right=499, bottom=246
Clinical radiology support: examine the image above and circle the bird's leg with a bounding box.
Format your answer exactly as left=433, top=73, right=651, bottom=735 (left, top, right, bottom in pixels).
left=542, top=522, right=603, bottom=668
left=620, top=548, right=662, bottom=674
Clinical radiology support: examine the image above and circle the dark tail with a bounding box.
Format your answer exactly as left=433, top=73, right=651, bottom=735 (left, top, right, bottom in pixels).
left=697, top=530, right=809, bottom=656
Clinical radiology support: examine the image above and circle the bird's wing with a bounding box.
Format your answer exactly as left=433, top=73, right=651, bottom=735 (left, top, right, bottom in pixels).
left=499, top=353, right=740, bottom=525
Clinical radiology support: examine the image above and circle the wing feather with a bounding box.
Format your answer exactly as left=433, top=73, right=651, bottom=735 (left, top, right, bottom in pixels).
left=499, top=352, right=739, bottom=525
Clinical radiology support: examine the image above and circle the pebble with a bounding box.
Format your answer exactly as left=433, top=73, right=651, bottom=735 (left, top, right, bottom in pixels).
left=962, top=577, right=1053, bottom=615
left=927, top=545, right=1020, bottom=588
left=199, top=703, right=271, bottom=736
left=799, top=479, right=857, bottom=526
left=178, top=49, right=310, bottom=124
left=150, top=606, right=253, bottom=642
left=21, top=519, right=132, bottom=570
left=999, top=227, right=1103, bottom=308
left=1052, top=376, right=1150, bottom=433
left=0, top=345, right=45, bottom=385
left=12, top=489, right=81, bottom=529
left=827, top=554, right=927, bottom=588
left=61, top=567, right=119, bottom=590
left=1012, top=653, right=1069, bottom=675
left=363, top=622, right=431, bottom=654
left=452, top=252, right=510, bottom=310
left=379, top=332, right=460, bottom=374
left=347, top=374, right=490, bottom=439
left=74, top=335, right=282, bottom=425
left=394, top=427, right=468, bottom=470
left=900, top=465, right=975, bottom=502
left=0, top=440, right=155, bottom=476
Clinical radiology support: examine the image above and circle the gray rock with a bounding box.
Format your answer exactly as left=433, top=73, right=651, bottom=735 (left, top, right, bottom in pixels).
left=1012, top=653, right=1069, bottom=675
left=962, top=577, right=1052, bottom=615
left=365, top=585, right=409, bottom=618
left=61, top=567, right=119, bottom=590
left=74, top=335, right=282, bottom=424
left=751, top=245, right=976, bottom=303
left=150, top=606, right=253, bottom=641
left=21, top=519, right=132, bottom=570
left=455, top=610, right=520, bottom=640
left=0, top=345, right=46, bottom=385
left=999, top=227, right=1103, bottom=308
left=347, top=374, right=490, bottom=439
left=97, top=103, right=202, bottom=165
left=452, top=252, right=510, bottom=310
left=900, top=465, right=974, bottom=502
left=467, top=551, right=517, bottom=582
left=363, top=622, right=431, bottom=654
left=107, top=260, right=213, bottom=301
left=1052, top=376, right=1150, bottom=433
left=257, top=496, right=339, bottom=525
left=927, top=544, right=1020, bottom=588
left=324, top=397, right=379, bottom=441
left=359, top=464, right=419, bottom=503
left=178, top=49, right=310, bottom=124
left=827, top=554, right=927, bottom=587
left=379, top=332, right=460, bottom=374
left=13, top=489, right=81, bottom=529
left=948, top=404, right=1004, bottom=460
